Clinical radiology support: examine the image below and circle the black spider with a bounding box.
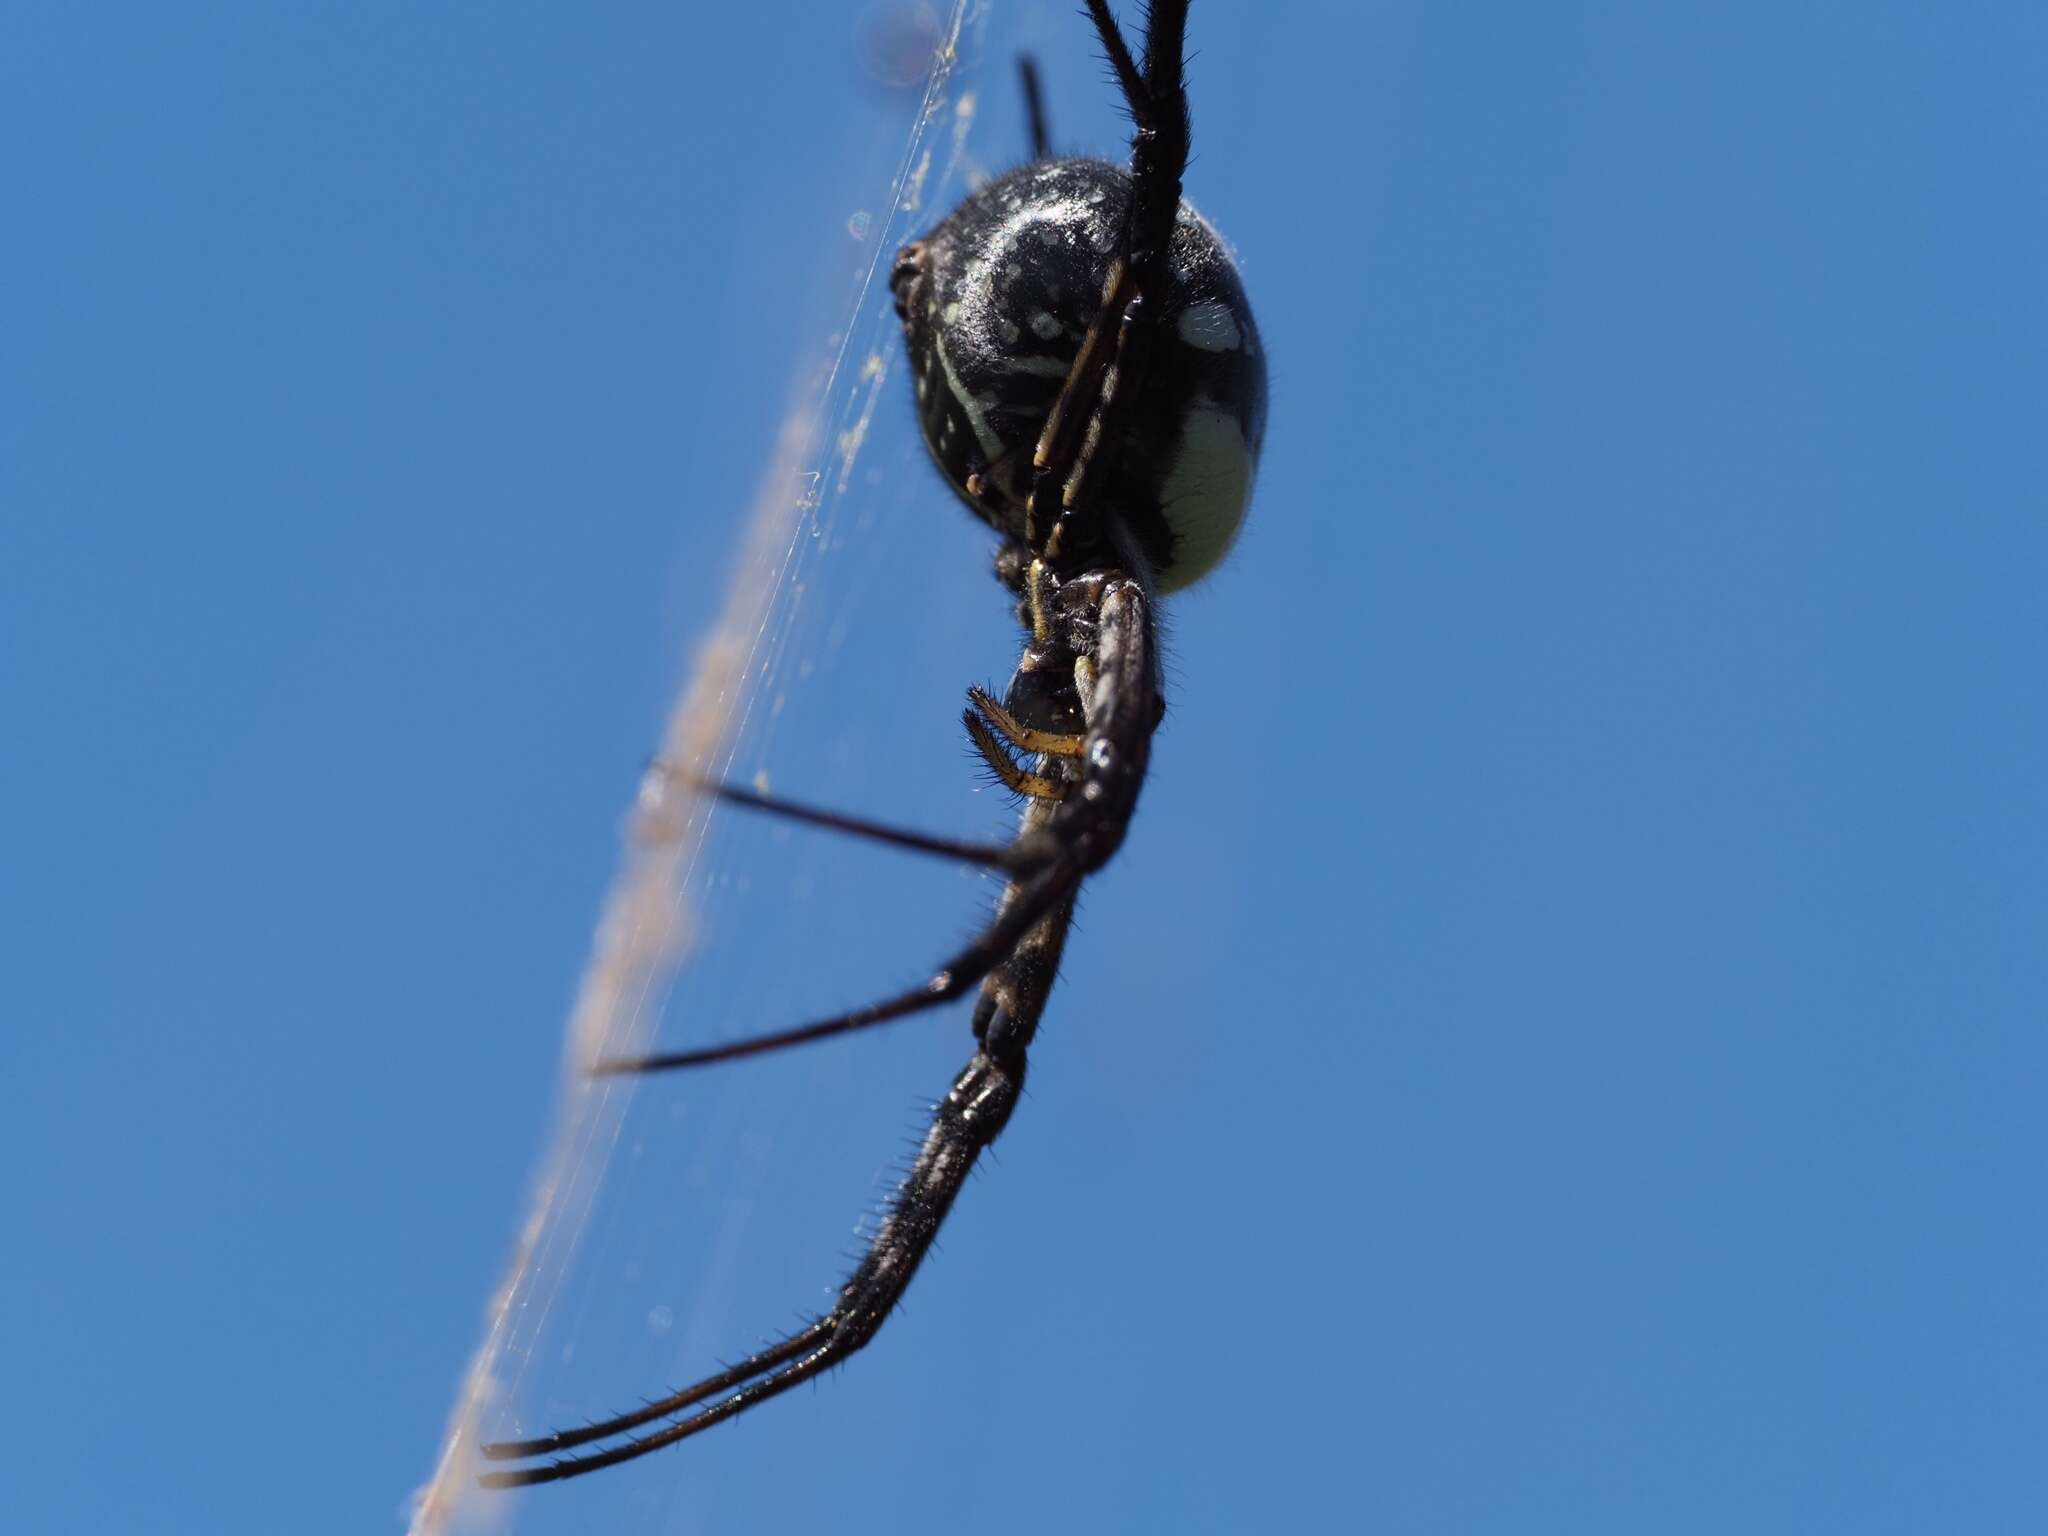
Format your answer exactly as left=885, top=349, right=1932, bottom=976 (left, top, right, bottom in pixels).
left=480, top=0, right=1264, bottom=1488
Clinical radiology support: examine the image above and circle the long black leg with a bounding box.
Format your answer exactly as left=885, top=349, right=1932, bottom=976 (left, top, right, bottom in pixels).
left=601, top=582, right=1154, bottom=1073
left=1018, top=55, right=1050, bottom=160
left=597, top=585, right=1152, bottom=1085
left=480, top=1322, right=826, bottom=1466
left=1028, top=1, right=1194, bottom=561
left=591, top=856, right=1081, bottom=1074
left=603, top=575, right=1156, bottom=1077
left=654, top=763, right=1019, bottom=869
left=482, top=587, right=1154, bottom=1489
left=1084, top=0, right=1191, bottom=288
left=479, top=923, right=1061, bottom=1487
left=484, top=818, right=1075, bottom=1487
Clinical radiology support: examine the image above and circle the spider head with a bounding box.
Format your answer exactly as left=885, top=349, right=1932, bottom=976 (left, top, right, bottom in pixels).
left=893, top=157, right=1265, bottom=591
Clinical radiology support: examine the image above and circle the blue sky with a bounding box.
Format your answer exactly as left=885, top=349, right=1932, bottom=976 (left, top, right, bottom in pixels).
left=5, top=3, right=2045, bottom=1532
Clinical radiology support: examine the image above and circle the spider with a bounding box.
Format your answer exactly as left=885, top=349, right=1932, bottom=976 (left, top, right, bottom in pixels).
left=480, top=0, right=1264, bottom=1487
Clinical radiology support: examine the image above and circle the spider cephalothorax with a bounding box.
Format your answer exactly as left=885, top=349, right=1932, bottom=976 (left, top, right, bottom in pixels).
left=481, top=0, right=1260, bottom=1490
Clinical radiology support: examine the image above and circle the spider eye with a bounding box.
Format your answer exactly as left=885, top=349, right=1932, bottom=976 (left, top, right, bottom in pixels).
left=894, top=158, right=1265, bottom=590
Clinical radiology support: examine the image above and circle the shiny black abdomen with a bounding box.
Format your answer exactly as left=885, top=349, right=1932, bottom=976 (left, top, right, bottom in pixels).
left=892, top=158, right=1266, bottom=590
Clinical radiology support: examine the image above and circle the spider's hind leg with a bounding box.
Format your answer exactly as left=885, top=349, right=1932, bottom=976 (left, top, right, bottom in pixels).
left=480, top=1032, right=1039, bottom=1488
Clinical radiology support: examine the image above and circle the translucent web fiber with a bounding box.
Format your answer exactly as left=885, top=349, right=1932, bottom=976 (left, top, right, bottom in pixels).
left=409, top=9, right=978, bottom=1528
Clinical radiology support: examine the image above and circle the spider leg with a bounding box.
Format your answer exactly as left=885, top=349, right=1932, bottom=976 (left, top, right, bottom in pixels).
left=1032, top=577, right=1159, bottom=874
left=1018, top=54, right=1050, bottom=160
left=477, top=1053, right=1033, bottom=1486
left=967, top=684, right=1085, bottom=757
left=477, top=1324, right=848, bottom=1487
left=485, top=524, right=1162, bottom=1492
left=1023, top=265, right=1127, bottom=550
left=595, top=585, right=1157, bottom=1079
left=1026, top=556, right=1058, bottom=643
left=1084, top=0, right=1191, bottom=283
left=591, top=855, right=1081, bottom=1074
left=1029, top=2, right=1193, bottom=562
left=483, top=848, right=1078, bottom=1490
left=603, top=573, right=1157, bottom=1082
left=650, top=762, right=1018, bottom=868
left=963, top=708, right=1068, bottom=800
left=484, top=587, right=1156, bottom=1484
left=479, top=1321, right=827, bottom=1468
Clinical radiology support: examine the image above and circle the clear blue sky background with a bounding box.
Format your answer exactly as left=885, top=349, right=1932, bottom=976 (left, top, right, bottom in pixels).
left=5, top=3, right=2044, bottom=1532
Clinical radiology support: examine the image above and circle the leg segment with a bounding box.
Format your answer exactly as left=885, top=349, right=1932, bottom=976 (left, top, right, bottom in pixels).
left=480, top=1043, right=1031, bottom=1487
left=1025, top=2, right=1194, bottom=563
left=963, top=706, right=1069, bottom=801
left=485, top=778, right=1081, bottom=1488
left=483, top=587, right=1157, bottom=1489
left=1043, top=577, right=1158, bottom=872
left=1085, top=0, right=1191, bottom=288
left=479, top=1322, right=827, bottom=1471
left=1018, top=55, right=1051, bottom=161
left=967, top=685, right=1084, bottom=758
left=598, top=578, right=1155, bottom=1078
left=654, top=762, right=1019, bottom=868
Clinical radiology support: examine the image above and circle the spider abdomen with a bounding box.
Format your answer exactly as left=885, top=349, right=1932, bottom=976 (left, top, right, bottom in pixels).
left=892, top=157, right=1265, bottom=590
